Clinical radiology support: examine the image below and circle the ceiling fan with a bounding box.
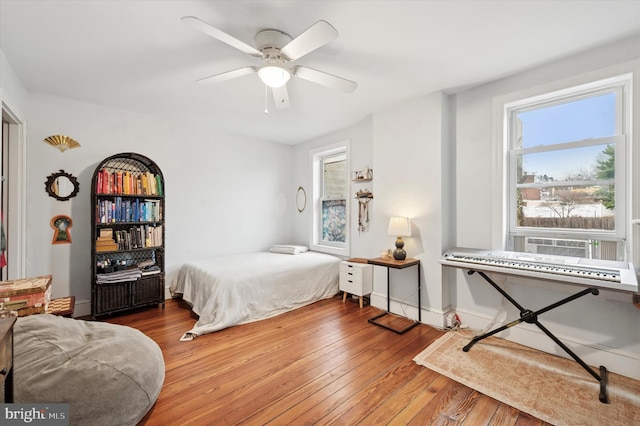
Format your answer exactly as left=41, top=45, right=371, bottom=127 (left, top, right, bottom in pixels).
left=182, top=16, right=357, bottom=110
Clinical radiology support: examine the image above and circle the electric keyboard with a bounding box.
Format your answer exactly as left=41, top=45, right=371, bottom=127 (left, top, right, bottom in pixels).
left=440, top=247, right=638, bottom=293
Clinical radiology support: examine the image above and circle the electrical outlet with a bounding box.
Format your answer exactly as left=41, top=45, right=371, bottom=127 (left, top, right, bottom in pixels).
left=445, top=312, right=455, bottom=328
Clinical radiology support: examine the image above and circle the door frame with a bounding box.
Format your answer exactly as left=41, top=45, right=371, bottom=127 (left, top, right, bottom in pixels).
left=1, top=88, right=27, bottom=279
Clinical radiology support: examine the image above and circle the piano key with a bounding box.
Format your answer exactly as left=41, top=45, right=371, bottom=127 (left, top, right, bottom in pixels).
left=440, top=247, right=638, bottom=293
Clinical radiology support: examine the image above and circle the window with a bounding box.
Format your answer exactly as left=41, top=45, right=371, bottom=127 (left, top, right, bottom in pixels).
left=311, top=142, right=349, bottom=256
left=505, top=75, right=631, bottom=260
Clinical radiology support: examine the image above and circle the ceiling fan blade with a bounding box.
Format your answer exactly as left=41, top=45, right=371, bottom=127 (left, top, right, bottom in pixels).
left=196, top=66, right=258, bottom=83
left=293, top=66, right=357, bottom=93
left=281, top=20, right=338, bottom=61
left=182, top=16, right=260, bottom=56
left=272, top=85, right=290, bottom=110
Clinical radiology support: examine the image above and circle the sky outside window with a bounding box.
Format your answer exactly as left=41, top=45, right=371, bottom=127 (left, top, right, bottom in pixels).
left=518, top=92, right=616, bottom=148
left=517, top=93, right=616, bottom=181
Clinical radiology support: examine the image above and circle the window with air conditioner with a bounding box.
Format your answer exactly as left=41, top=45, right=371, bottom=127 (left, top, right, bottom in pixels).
left=505, top=74, right=631, bottom=260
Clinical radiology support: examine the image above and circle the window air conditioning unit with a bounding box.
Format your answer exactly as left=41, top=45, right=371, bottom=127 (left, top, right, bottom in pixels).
left=524, top=237, right=589, bottom=258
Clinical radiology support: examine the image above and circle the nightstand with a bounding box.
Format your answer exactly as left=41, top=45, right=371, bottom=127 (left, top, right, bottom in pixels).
left=339, top=261, right=373, bottom=308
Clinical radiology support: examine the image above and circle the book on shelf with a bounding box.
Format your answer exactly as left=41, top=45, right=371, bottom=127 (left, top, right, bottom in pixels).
left=155, top=174, right=163, bottom=196
left=96, top=237, right=116, bottom=246
left=110, top=225, right=162, bottom=250
left=95, top=169, right=163, bottom=196
left=141, top=173, right=148, bottom=195
left=95, top=198, right=162, bottom=223
left=140, top=265, right=161, bottom=276
left=95, top=242, right=118, bottom=252
left=95, top=228, right=118, bottom=251
left=116, top=171, right=123, bottom=195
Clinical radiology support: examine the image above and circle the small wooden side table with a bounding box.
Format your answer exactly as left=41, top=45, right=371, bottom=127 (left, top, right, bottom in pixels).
left=367, top=257, right=421, bottom=334
left=46, top=296, right=75, bottom=317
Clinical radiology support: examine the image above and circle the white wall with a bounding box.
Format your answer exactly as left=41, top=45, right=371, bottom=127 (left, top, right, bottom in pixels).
left=25, top=92, right=294, bottom=316
left=1, top=49, right=27, bottom=114
left=371, top=93, right=453, bottom=325
left=453, top=33, right=640, bottom=380
left=292, top=33, right=640, bottom=380
left=293, top=92, right=454, bottom=326
left=292, top=115, right=375, bottom=257
left=1, top=48, right=28, bottom=280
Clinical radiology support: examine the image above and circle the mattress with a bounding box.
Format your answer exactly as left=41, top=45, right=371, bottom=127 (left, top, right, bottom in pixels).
left=171, top=251, right=341, bottom=340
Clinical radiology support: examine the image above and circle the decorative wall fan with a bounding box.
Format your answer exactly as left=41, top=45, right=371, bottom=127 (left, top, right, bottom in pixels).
left=182, top=16, right=357, bottom=110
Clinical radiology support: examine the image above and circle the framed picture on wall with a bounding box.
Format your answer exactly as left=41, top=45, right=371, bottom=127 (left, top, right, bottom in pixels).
left=51, top=215, right=73, bottom=244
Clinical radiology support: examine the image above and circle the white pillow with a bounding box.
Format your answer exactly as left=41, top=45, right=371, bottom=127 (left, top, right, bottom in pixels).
left=269, top=245, right=309, bottom=255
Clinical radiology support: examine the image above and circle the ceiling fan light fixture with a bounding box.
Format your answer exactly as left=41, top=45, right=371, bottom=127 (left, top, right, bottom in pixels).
left=258, top=65, right=291, bottom=88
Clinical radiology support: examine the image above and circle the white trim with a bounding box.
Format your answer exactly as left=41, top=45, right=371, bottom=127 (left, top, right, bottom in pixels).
left=1, top=88, right=27, bottom=279
left=370, top=291, right=452, bottom=329
left=493, top=60, right=639, bottom=257
left=72, top=299, right=91, bottom=318
left=511, top=135, right=622, bottom=156
left=309, top=140, right=350, bottom=257
left=506, top=79, right=628, bottom=242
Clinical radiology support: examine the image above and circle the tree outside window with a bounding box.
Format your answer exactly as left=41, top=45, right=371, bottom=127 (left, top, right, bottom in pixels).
left=506, top=76, right=630, bottom=259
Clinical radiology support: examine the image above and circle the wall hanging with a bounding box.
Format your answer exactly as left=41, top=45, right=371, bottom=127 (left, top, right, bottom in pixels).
left=352, top=167, right=373, bottom=182
left=43, top=135, right=81, bottom=153
left=296, top=186, right=307, bottom=212
left=50, top=215, right=72, bottom=244
left=44, top=170, right=80, bottom=201
left=355, top=189, right=373, bottom=232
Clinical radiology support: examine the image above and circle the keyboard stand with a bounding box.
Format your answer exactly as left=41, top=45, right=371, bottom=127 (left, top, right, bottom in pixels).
left=463, top=269, right=609, bottom=404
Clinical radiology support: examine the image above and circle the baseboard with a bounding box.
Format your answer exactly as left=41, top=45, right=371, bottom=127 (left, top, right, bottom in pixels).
left=72, top=287, right=172, bottom=319
left=370, top=291, right=452, bottom=329
left=370, top=291, right=639, bottom=380
left=73, top=298, right=91, bottom=318
left=453, top=306, right=640, bottom=381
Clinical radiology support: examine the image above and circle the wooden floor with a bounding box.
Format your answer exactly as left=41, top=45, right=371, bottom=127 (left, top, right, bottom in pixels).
left=104, top=296, right=551, bottom=426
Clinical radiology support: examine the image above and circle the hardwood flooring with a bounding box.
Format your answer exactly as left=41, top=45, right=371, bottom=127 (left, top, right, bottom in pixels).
left=105, top=296, right=551, bottom=425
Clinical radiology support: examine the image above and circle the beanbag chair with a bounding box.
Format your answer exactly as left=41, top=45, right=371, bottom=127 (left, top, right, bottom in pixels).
left=14, top=314, right=164, bottom=425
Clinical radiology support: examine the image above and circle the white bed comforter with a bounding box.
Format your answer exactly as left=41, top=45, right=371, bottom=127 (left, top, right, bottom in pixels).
left=171, top=251, right=341, bottom=340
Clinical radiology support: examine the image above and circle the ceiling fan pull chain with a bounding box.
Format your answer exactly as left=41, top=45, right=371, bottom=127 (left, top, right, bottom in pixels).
left=264, top=84, right=269, bottom=114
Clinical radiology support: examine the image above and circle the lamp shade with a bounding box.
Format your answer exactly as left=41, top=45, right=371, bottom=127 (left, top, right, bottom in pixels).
left=258, top=65, right=291, bottom=88
left=388, top=217, right=411, bottom=237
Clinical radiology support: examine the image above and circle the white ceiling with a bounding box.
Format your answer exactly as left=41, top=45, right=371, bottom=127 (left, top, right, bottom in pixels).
left=2, top=0, right=640, bottom=145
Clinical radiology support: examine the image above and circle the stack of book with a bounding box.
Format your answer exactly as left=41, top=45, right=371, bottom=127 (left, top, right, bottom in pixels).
left=96, top=268, right=142, bottom=284
left=140, top=265, right=161, bottom=276
left=95, top=228, right=118, bottom=252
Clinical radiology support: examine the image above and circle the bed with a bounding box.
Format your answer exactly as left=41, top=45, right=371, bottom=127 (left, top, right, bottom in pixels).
left=170, top=248, right=341, bottom=340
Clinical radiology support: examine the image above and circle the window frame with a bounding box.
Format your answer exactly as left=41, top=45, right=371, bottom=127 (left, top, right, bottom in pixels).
left=310, top=141, right=350, bottom=256
left=500, top=73, right=633, bottom=258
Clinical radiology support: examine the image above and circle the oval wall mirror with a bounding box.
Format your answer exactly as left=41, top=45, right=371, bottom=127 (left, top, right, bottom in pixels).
left=296, top=186, right=307, bottom=213
left=45, top=170, right=80, bottom=201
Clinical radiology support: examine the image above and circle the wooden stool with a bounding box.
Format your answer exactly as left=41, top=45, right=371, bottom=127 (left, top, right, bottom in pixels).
left=46, top=296, right=75, bottom=317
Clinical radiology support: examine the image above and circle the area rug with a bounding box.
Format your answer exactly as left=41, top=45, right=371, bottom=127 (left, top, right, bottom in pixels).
left=413, top=331, right=640, bottom=425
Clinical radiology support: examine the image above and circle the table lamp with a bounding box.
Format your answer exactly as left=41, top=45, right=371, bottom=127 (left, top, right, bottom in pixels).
left=388, top=217, right=411, bottom=260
